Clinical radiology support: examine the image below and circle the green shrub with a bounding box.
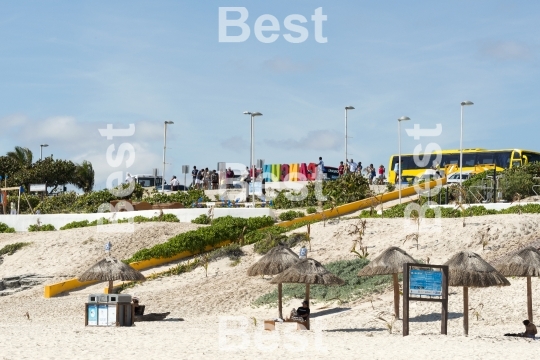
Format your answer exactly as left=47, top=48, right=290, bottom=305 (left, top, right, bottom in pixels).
left=60, top=220, right=91, bottom=230
left=279, top=210, right=305, bottom=221
left=0, top=242, right=30, bottom=256
left=125, top=216, right=275, bottom=263
left=272, top=173, right=370, bottom=209
left=253, top=232, right=309, bottom=255
left=253, top=258, right=393, bottom=306
left=28, top=224, right=56, bottom=232
left=209, top=243, right=244, bottom=261
left=192, top=214, right=212, bottom=224
left=0, top=222, right=16, bottom=233
left=306, top=206, right=317, bottom=214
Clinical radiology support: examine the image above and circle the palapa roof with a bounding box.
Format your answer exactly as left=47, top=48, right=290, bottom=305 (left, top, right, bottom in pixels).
left=358, top=246, right=416, bottom=276
left=270, top=258, right=345, bottom=286
left=78, top=257, right=146, bottom=282
left=495, top=246, right=540, bottom=277
left=444, top=251, right=510, bottom=287
left=247, top=246, right=299, bottom=276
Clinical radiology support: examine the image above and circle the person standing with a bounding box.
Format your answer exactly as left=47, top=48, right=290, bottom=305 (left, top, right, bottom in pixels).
left=196, top=168, right=205, bottom=189
left=316, top=157, right=325, bottom=178
left=347, top=159, right=357, bottom=173
left=191, top=166, right=198, bottom=187
left=394, top=161, right=400, bottom=184
left=378, top=165, right=385, bottom=184
left=338, top=161, right=344, bottom=176
left=211, top=170, right=219, bottom=190
left=170, top=176, right=180, bottom=191
left=203, top=167, right=210, bottom=190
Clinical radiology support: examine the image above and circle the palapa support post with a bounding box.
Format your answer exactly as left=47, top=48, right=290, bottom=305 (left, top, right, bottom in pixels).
left=305, top=284, right=310, bottom=305
left=108, top=280, right=114, bottom=294
left=527, top=276, right=533, bottom=322
left=403, top=264, right=409, bottom=336
left=463, top=286, right=469, bottom=336
left=393, top=273, right=400, bottom=319
left=278, top=283, right=283, bottom=319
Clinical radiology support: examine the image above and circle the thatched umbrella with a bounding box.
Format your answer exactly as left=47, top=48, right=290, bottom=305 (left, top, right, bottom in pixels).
left=79, top=257, right=146, bottom=294
left=247, top=245, right=300, bottom=319
left=270, top=258, right=345, bottom=313
left=358, top=246, right=417, bottom=319
left=495, top=246, right=540, bottom=322
left=444, top=251, right=510, bottom=336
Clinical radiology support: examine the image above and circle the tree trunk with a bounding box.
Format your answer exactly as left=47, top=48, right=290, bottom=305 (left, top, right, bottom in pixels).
left=463, top=286, right=469, bottom=336
left=393, top=273, right=400, bottom=319
left=527, top=276, right=533, bottom=322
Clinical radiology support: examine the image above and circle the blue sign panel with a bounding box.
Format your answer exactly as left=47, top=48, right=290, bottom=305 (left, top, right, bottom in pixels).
left=409, top=267, right=443, bottom=297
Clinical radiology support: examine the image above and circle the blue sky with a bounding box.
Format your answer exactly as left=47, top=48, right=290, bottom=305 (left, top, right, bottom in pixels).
left=1, top=1, right=539, bottom=189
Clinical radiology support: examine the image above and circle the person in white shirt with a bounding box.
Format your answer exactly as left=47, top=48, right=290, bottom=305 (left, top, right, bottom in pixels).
left=317, top=157, right=325, bottom=177
left=347, top=159, right=357, bottom=173
left=125, top=172, right=134, bottom=183
left=170, top=176, right=180, bottom=191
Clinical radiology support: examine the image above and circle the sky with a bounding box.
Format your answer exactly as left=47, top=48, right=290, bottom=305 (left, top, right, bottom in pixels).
left=1, top=1, right=539, bottom=189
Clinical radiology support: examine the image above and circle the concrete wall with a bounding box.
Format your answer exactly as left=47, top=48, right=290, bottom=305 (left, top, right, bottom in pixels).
left=0, top=208, right=275, bottom=232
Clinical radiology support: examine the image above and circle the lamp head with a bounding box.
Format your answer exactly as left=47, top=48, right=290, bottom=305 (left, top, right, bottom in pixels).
left=165, top=121, right=174, bottom=125
left=398, top=116, right=410, bottom=121
left=345, top=106, right=355, bottom=110
left=252, top=112, right=263, bottom=117
left=243, top=111, right=251, bottom=115
left=461, top=101, right=474, bottom=106
left=41, top=144, right=49, bottom=147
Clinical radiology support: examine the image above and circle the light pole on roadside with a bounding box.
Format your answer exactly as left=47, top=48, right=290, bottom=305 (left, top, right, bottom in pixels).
left=398, top=116, right=411, bottom=204
left=40, top=144, right=49, bottom=160
left=243, top=111, right=262, bottom=208
left=345, top=106, right=355, bottom=163
left=460, top=101, right=474, bottom=194
left=162, top=121, right=174, bottom=192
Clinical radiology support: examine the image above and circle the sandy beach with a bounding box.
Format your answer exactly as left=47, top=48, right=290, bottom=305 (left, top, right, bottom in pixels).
left=1, top=214, right=539, bottom=359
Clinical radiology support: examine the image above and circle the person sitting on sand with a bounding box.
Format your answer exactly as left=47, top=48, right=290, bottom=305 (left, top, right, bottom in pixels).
left=523, top=320, right=537, bottom=339
left=132, top=297, right=144, bottom=316
left=288, top=300, right=310, bottom=322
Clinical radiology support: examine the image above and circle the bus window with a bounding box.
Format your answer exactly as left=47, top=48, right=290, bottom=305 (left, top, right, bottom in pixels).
left=440, top=154, right=459, bottom=166
left=523, top=152, right=540, bottom=164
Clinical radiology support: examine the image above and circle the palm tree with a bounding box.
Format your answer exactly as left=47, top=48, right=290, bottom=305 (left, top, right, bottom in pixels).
left=6, top=146, right=33, bottom=168
left=73, top=160, right=95, bottom=193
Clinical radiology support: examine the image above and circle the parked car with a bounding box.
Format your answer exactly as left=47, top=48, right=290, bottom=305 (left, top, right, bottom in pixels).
left=446, top=171, right=473, bottom=184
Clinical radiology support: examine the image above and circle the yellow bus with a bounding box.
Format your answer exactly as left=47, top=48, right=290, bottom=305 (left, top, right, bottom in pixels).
left=388, top=148, right=540, bottom=184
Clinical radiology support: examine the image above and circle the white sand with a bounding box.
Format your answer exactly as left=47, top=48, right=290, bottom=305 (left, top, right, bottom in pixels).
left=1, top=214, right=539, bottom=359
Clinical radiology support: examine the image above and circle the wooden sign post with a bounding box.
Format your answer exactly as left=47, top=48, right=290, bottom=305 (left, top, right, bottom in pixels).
left=403, top=263, right=449, bottom=336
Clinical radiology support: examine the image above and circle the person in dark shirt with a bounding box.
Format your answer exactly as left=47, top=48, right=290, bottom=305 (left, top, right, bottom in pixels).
left=288, top=300, right=310, bottom=322
left=296, top=300, right=310, bottom=320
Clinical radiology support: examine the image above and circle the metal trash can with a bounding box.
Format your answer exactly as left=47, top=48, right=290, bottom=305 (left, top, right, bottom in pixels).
left=85, top=293, right=134, bottom=327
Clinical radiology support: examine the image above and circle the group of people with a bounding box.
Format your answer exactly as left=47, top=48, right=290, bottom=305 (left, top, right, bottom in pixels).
left=190, top=166, right=220, bottom=190
left=337, top=159, right=386, bottom=185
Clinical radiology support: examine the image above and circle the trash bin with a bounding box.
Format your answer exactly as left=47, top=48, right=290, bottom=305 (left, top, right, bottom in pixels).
left=85, top=294, right=134, bottom=327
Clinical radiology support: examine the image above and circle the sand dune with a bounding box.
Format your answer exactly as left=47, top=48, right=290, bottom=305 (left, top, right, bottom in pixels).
left=0, top=214, right=539, bottom=359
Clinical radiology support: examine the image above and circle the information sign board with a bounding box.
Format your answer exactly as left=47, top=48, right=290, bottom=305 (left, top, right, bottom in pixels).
left=409, top=267, right=443, bottom=297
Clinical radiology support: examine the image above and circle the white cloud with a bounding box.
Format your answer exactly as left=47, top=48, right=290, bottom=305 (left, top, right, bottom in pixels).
left=262, top=57, right=312, bottom=73
left=265, top=130, right=343, bottom=152
left=480, top=41, right=532, bottom=61
left=220, top=136, right=248, bottom=153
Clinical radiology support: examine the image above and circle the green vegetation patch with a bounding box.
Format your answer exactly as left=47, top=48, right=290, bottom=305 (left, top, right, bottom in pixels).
left=0, top=222, right=16, bottom=233
left=28, top=224, right=56, bottom=232
left=279, top=210, right=306, bottom=221
left=252, top=258, right=394, bottom=306
left=0, top=242, right=31, bottom=256
left=125, top=215, right=275, bottom=263
left=191, top=214, right=212, bottom=224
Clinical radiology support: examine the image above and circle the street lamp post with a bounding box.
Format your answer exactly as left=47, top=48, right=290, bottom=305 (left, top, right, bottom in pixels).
left=345, top=106, right=355, bottom=163
left=460, top=101, right=474, bottom=191
left=162, top=121, right=174, bottom=192
left=398, top=116, right=411, bottom=204
left=243, top=111, right=263, bottom=208
left=40, top=144, right=49, bottom=160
